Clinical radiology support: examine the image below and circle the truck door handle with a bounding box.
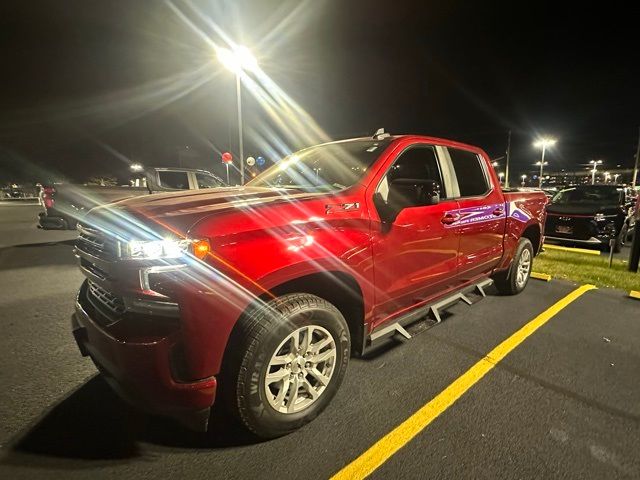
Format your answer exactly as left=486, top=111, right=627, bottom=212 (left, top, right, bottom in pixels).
left=493, top=207, right=505, bottom=216
left=441, top=213, right=458, bottom=225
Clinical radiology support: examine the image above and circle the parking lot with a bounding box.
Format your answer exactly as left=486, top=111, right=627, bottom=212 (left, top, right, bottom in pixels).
left=1, top=203, right=639, bottom=479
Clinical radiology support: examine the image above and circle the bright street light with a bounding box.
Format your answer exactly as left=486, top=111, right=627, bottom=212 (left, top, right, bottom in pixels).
left=216, top=46, right=257, bottom=74
left=498, top=172, right=505, bottom=183
left=533, top=137, right=556, bottom=188
left=589, top=159, right=603, bottom=185
left=130, top=163, right=144, bottom=172
left=521, top=174, right=527, bottom=187
left=216, top=45, right=258, bottom=185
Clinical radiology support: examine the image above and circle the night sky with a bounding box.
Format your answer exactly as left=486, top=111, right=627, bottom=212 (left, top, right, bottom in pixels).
left=1, top=0, right=638, bottom=184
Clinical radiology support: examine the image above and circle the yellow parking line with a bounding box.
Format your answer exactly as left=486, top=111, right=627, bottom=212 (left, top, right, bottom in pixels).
left=331, top=284, right=597, bottom=480
left=630, top=291, right=640, bottom=300
left=531, top=272, right=552, bottom=281
left=543, top=243, right=600, bottom=255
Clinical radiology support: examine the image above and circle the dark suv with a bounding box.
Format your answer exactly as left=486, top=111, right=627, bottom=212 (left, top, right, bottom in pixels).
left=544, top=185, right=636, bottom=252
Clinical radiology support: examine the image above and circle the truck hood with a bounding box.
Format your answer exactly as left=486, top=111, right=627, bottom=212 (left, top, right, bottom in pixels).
left=546, top=203, right=621, bottom=216
left=84, top=187, right=325, bottom=239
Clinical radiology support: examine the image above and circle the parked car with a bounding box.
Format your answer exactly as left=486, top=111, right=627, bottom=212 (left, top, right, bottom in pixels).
left=544, top=184, right=636, bottom=252
left=70, top=133, right=547, bottom=438
left=38, top=167, right=225, bottom=229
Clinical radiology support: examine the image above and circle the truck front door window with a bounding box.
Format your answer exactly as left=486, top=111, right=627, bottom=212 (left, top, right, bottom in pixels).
left=158, top=171, right=189, bottom=190
left=377, top=145, right=444, bottom=209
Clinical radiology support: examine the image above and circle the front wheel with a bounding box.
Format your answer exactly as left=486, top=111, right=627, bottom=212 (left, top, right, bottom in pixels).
left=224, top=293, right=350, bottom=438
left=493, top=237, right=534, bottom=295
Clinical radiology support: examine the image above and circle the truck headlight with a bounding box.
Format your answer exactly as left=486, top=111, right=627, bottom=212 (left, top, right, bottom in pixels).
left=124, top=238, right=211, bottom=260
left=127, top=239, right=190, bottom=259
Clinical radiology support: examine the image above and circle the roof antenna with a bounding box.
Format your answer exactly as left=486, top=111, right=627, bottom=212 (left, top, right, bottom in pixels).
left=372, top=128, right=391, bottom=140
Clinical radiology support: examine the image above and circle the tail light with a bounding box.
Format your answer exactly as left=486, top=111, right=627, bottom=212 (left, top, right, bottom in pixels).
left=42, top=186, right=56, bottom=209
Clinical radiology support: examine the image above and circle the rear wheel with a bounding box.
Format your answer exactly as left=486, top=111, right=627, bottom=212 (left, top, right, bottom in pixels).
left=224, top=293, right=350, bottom=438
left=494, top=237, right=533, bottom=295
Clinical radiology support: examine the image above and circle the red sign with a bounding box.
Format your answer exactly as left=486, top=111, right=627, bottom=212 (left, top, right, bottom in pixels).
left=222, top=152, right=233, bottom=164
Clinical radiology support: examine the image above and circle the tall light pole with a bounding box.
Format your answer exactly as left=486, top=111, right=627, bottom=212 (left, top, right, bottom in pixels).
left=521, top=174, right=527, bottom=187
left=589, top=159, right=603, bottom=185
left=217, top=46, right=258, bottom=185
left=533, top=137, right=556, bottom=188
left=535, top=161, right=548, bottom=187
left=633, top=126, right=640, bottom=188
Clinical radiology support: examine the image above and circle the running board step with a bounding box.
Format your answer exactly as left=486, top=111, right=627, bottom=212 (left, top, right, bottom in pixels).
left=365, top=278, right=494, bottom=351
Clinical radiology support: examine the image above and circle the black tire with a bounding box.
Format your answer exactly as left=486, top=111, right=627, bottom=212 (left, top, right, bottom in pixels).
left=223, top=293, right=350, bottom=439
left=493, top=237, right=534, bottom=295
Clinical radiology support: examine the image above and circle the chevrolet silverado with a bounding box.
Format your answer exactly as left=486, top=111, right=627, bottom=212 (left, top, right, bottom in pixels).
left=71, top=133, right=547, bottom=438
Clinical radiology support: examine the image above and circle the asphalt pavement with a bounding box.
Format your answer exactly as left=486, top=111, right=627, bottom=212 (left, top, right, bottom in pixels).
left=1, top=204, right=639, bottom=479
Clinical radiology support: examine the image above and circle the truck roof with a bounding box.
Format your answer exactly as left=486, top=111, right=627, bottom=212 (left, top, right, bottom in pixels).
left=318, top=134, right=487, bottom=155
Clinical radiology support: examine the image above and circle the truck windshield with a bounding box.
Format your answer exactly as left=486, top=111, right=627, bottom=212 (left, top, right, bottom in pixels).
left=247, top=139, right=391, bottom=192
left=552, top=186, right=622, bottom=204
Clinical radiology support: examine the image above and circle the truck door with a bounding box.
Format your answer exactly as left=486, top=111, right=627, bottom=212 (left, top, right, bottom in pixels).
left=370, top=144, right=460, bottom=328
left=445, top=147, right=506, bottom=283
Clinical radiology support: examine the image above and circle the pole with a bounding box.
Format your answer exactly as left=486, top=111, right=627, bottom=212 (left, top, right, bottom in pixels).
left=226, top=163, right=230, bottom=185
left=629, top=196, right=640, bottom=272
left=236, top=74, right=245, bottom=185
left=538, top=145, right=546, bottom=189
left=591, top=165, right=596, bottom=185
left=505, top=130, right=512, bottom=189
left=632, top=126, right=640, bottom=188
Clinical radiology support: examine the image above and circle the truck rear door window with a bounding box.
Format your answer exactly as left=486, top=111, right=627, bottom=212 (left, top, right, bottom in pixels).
left=448, top=148, right=489, bottom=197
left=158, top=171, right=189, bottom=189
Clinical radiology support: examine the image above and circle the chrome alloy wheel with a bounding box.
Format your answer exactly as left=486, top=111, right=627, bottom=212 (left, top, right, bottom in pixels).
left=515, top=247, right=531, bottom=288
left=264, top=325, right=337, bottom=414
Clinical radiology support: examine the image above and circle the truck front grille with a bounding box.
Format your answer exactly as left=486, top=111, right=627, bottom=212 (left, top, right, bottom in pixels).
left=76, top=224, right=119, bottom=261
left=544, top=214, right=595, bottom=240
left=87, top=281, right=126, bottom=317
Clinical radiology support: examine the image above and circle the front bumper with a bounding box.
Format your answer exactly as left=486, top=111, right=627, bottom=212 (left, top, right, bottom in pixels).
left=72, top=281, right=217, bottom=431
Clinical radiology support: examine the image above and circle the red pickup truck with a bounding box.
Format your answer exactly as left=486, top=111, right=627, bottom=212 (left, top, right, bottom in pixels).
left=71, top=133, right=547, bottom=438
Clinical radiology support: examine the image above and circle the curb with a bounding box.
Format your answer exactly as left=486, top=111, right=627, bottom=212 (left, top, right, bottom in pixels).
left=629, top=291, right=640, bottom=300
left=543, top=244, right=600, bottom=256
left=531, top=272, right=552, bottom=282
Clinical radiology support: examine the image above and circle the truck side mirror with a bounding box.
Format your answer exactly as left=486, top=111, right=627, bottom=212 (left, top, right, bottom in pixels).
left=374, top=178, right=441, bottom=226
